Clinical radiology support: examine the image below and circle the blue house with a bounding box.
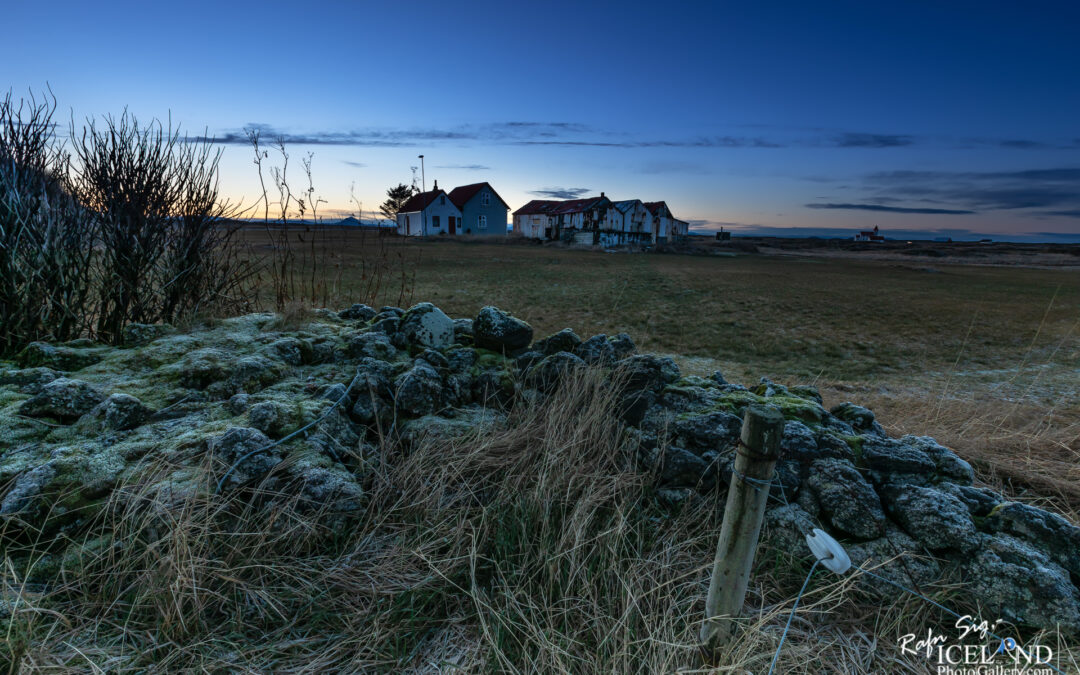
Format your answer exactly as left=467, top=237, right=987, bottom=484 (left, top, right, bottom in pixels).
left=447, top=182, right=510, bottom=236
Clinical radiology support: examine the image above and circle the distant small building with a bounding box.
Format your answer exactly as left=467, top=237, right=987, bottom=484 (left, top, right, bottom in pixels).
left=512, top=200, right=560, bottom=239
left=514, top=194, right=686, bottom=245
left=715, top=227, right=731, bottom=241
left=854, top=225, right=885, bottom=242
left=447, top=182, right=510, bottom=236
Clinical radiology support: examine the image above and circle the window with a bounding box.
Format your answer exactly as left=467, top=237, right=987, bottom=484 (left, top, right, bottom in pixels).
left=432, top=215, right=440, bottom=229
left=440, top=195, right=445, bottom=205
left=481, top=192, right=490, bottom=206
left=478, top=215, right=487, bottom=229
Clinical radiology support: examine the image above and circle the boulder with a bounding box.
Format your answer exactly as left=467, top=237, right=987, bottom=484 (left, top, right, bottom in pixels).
left=394, top=361, right=446, bottom=416
left=961, top=533, right=1080, bottom=632
left=883, top=484, right=980, bottom=552
left=532, top=328, right=582, bottom=356
left=264, top=337, right=313, bottom=366
left=575, top=334, right=616, bottom=365
left=805, top=458, right=885, bottom=539
left=527, top=351, right=586, bottom=391
left=89, top=393, right=152, bottom=431
left=338, top=303, right=377, bottom=321
left=121, top=323, right=173, bottom=346
left=616, top=354, right=680, bottom=395
left=671, top=411, right=741, bottom=454
left=829, top=402, right=886, bottom=437
left=0, top=367, right=61, bottom=394
left=452, top=318, right=474, bottom=344
left=473, top=306, right=533, bottom=352
left=16, top=341, right=104, bottom=371
left=985, top=501, right=1080, bottom=576
left=347, top=332, right=398, bottom=362
left=210, top=427, right=281, bottom=488
left=19, top=378, right=105, bottom=422
left=608, top=333, right=636, bottom=359
left=398, top=302, right=455, bottom=350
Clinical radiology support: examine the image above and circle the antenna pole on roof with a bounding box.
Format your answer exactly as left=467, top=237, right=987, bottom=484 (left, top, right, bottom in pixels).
left=418, top=154, right=426, bottom=235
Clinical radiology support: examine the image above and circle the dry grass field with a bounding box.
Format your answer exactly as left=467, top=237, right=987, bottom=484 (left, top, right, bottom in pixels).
left=244, top=228, right=1079, bottom=514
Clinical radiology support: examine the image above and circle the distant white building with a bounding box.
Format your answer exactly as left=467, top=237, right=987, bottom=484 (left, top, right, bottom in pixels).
left=395, top=180, right=509, bottom=237
left=513, top=194, right=687, bottom=245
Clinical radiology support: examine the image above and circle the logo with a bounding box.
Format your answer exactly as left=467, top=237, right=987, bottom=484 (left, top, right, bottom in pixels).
left=898, top=615, right=1057, bottom=675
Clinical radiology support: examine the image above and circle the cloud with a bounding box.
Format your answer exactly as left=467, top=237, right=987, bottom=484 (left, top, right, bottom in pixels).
left=830, top=133, right=915, bottom=148
left=341, top=160, right=367, bottom=168
left=806, top=203, right=976, bottom=215
left=1043, top=209, right=1080, bottom=218
left=861, top=167, right=1080, bottom=212
left=434, top=163, right=491, bottom=170
left=529, top=187, right=591, bottom=199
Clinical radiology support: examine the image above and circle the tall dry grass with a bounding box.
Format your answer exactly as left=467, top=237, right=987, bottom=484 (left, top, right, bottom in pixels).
left=3, top=370, right=1077, bottom=672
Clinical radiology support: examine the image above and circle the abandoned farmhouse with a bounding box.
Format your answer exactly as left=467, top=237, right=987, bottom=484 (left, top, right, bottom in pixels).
left=395, top=181, right=689, bottom=245
left=513, top=194, right=689, bottom=245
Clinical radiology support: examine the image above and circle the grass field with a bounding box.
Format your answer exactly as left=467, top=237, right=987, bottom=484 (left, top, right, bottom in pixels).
left=244, top=228, right=1080, bottom=511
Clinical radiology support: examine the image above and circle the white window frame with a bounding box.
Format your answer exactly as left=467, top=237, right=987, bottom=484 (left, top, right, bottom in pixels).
left=481, top=192, right=490, bottom=206
left=478, top=215, right=487, bottom=229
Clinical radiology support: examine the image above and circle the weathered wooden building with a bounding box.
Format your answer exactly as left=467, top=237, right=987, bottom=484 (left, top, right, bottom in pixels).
left=514, top=194, right=688, bottom=245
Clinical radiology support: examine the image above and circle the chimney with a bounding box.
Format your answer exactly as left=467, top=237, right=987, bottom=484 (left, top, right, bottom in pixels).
left=433, top=179, right=438, bottom=191
left=600, top=191, right=605, bottom=198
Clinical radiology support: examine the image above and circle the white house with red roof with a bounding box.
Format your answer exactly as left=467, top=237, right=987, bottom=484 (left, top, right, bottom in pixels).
left=396, top=181, right=509, bottom=237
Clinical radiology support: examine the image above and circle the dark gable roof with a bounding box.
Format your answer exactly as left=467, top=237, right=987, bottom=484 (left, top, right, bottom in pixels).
left=447, top=182, right=510, bottom=211
left=513, top=199, right=560, bottom=216
left=398, top=189, right=448, bottom=214
left=550, top=196, right=609, bottom=215
left=643, top=201, right=670, bottom=216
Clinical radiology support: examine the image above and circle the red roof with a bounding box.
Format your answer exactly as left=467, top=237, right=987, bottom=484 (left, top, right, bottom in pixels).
left=644, top=201, right=670, bottom=216
left=398, top=189, right=447, bottom=213
left=513, top=199, right=560, bottom=216
left=447, top=182, right=510, bottom=211
left=549, top=196, right=609, bottom=215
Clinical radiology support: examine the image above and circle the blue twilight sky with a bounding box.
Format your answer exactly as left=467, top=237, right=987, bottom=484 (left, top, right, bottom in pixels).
left=4, top=0, right=1080, bottom=240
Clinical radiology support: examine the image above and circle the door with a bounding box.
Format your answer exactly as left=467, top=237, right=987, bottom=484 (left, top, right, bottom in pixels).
left=449, top=216, right=456, bottom=235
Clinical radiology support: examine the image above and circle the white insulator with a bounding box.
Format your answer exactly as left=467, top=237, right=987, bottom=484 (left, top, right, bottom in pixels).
left=805, top=528, right=851, bottom=575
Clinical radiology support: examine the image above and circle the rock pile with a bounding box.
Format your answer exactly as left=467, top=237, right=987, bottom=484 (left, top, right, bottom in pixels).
left=1, top=303, right=1077, bottom=632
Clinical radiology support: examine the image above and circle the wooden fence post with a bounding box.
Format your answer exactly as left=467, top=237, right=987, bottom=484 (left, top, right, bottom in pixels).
left=699, top=404, right=785, bottom=662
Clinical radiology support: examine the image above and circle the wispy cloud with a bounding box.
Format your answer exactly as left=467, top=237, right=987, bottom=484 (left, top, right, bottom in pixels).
left=434, top=163, right=491, bottom=170
left=806, top=202, right=976, bottom=215
left=529, top=187, right=591, bottom=199
left=341, top=160, right=367, bottom=168
left=830, top=133, right=914, bottom=148
left=861, top=167, right=1080, bottom=211
left=1043, top=209, right=1080, bottom=218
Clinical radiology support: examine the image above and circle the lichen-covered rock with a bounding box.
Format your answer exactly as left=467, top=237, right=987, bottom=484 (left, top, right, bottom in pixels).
left=961, top=533, right=1080, bottom=632
left=209, top=427, right=281, bottom=488
left=347, top=331, right=398, bottom=362
left=883, top=484, right=980, bottom=552
left=338, top=303, right=377, bottom=321
left=657, top=445, right=711, bottom=488
left=860, top=437, right=936, bottom=482
left=672, top=411, right=741, bottom=454
left=122, top=323, right=173, bottom=347
left=88, top=393, right=152, bottom=431
left=0, top=367, right=61, bottom=394
left=16, top=341, right=105, bottom=371
left=394, top=361, right=446, bottom=416
left=19, top=378, right=105, bottom=422
left=398, top=302, right=455, bottom=350
left=985, top=502, right=1080, bottom=577
left=0, top=463, right=56, bottom=515
left=452, top=318, right=474, bottom=344
left=265, top=337, right=313, bottom=366
left=805, top=458, right=885, bottom=539
left=379, top=306, right=405, bottom=317
left=226, top=393, right=251, bottom=415
left=617, top=354, right=680, bottom=394
left=608, top=333, right=635, bottom=359
left=936, top=482, right=1002, bottom=518
left=474, top=306, right=533, bottom=352
left=845, top=524, right=943, bottom=593
left=370, top=316, right=400, bottom=334
left=400, top=408, right=505, bottom=446
left=829, top=402, right=886, bottom=437
left=575, top=334, right=616, bottom=365
left=527, top=351, right=586, bottom=391
left=168, top=348, right=232, bottom=388
left=248, top=401, right=287, bottom=437
left=532, top=328, right=582, bottom=356
left=899, top=435, right=974, bottom=484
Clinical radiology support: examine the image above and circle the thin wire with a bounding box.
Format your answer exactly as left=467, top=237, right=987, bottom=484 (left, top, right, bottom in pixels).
left=767, top=558, right=820, bottom=675
left=214, top=366, right=361, bottom=494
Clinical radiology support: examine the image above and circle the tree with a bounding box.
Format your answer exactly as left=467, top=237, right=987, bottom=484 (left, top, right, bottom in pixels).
left=379, top=182, right=417, bottom=223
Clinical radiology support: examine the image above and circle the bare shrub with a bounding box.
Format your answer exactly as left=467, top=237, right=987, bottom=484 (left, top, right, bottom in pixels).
left=0, top=91, right=95, bottom=355
left=66, top=111, right=256, bottom=343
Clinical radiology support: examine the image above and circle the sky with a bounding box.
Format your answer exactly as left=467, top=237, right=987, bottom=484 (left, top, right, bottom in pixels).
left=4, top=0, right=1080, bottom=241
